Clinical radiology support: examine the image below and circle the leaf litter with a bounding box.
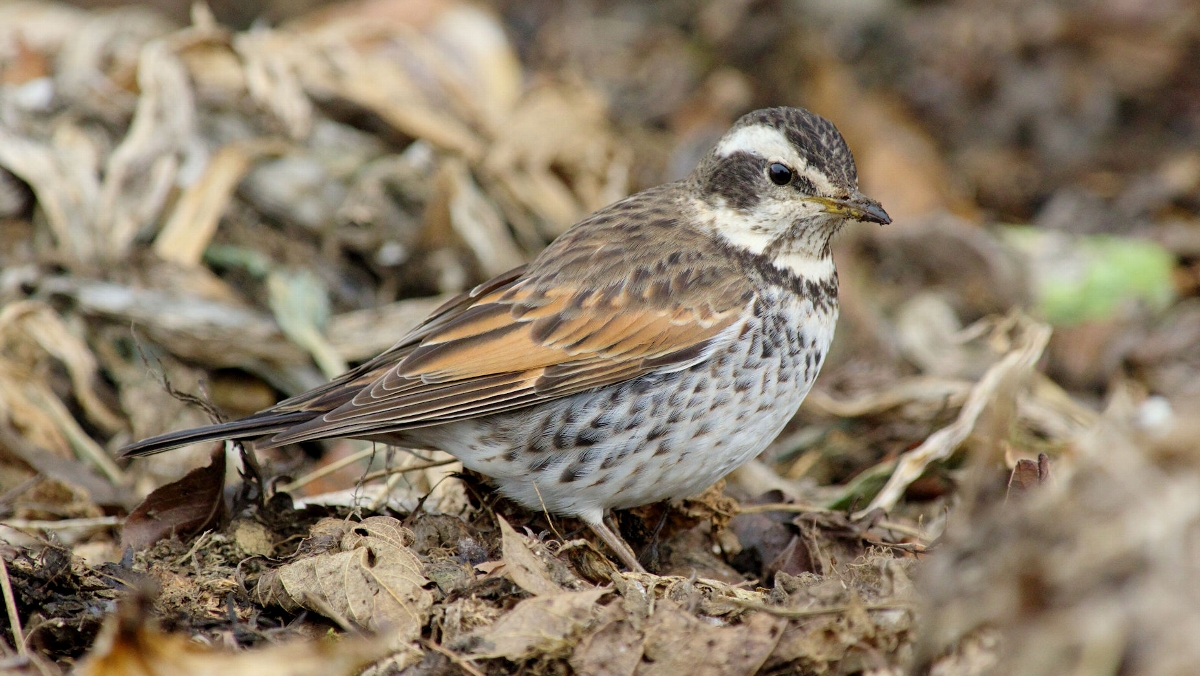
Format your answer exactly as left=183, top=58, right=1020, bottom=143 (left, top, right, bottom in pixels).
left=0, top=0, right=1198, bottom=674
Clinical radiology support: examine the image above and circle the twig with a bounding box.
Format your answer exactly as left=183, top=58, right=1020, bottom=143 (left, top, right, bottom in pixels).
left=368, top=469, right=404, bottom=512
left=722, top=596, right=912, bottom=618
left=171, top=530, right=212, bottom=566
left=530, top=480, right=566, bottom=546
left=0, top=554, right=25, bottom=656
left=1, top=517, right=122, bottom=532
left=735, top=502, right=829, bottom=515
left=422, top=639, right=486, bottom=676
left=358, top=458, right=457, bottom=484
left=132, top=326, right=225, bottom=424
left=279, top=450, right=456, bottom=494
left=277, top=446, right=378, bottom=493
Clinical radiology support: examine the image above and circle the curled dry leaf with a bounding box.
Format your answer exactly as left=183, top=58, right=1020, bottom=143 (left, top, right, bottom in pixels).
left=326, top=293, right=455, bottom=363
left=483, top=83, right=631, bottom=239
left=0, top=124, right=99, bottom=263
left=441, top=157, right=527, bottom=277
left=254, top=516, right=432, bottom=641
left=232, top=28, right=313, bottom=140
left=95, top=36, right=195, bottom=260
left=0, top=300, right=123, bottom=432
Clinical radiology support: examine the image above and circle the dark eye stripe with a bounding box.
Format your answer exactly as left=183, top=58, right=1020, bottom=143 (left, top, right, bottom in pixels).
left=792, top=174, right=816, bottom=194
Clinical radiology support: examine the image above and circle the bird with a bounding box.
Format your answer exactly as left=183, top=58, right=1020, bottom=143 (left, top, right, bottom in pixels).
left=121, top=106, right=889, bottom=572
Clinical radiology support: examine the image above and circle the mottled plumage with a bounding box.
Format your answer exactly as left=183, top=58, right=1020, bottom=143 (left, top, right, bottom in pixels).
left=122, top=106, right=889, bottom=571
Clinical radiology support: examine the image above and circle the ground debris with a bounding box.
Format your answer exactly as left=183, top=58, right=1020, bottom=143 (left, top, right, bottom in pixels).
left=1, top=0, right=1198, bottom=673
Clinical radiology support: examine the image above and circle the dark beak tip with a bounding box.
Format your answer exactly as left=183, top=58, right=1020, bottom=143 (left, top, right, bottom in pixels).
left=863, top=203, right=891, bottom=226
left=843, top=192, right=890, bottom=225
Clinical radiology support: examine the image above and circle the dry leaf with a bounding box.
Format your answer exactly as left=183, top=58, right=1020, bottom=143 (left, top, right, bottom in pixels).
left=463, top=588, right=609, bottom=660
left=122, top=446, right=226, bottom=550
left=637, top=602, right=783, bottom=676
left=254, top=516, right=432, bottom=641
left=154, top=140, right=287, bottom=267
left=497, top=515, right=562, bottom=596
left=569, top=607, right=643, bottom=676
left=0, top=301, right=126, bottom=483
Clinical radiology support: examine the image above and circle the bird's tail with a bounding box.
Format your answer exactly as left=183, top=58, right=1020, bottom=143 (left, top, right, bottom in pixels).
left=119, top=411, right=316, bottom=457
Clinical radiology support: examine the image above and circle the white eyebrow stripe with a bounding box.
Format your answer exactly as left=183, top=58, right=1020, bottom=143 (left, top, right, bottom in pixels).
left=714, top=125, right=806, bottom=169
left=713, top=124, right=843, bottom=195
left=798, top=166, right=836, bottom=195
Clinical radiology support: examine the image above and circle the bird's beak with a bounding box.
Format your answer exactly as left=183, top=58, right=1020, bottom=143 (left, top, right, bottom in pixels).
left=808, top=193, right=891, bottom=225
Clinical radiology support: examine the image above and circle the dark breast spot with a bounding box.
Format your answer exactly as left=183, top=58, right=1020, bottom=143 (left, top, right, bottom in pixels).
left=575, top=427, right=603, bottom=446
left=559, top=449, right=597, bottom=483
left=525, top=435, right=550, bottom=454
left=646, top=424, right=668, bottom=441
left=530, top=454, right=558, bottom=473
left=710, top=393, right=732, bottom=410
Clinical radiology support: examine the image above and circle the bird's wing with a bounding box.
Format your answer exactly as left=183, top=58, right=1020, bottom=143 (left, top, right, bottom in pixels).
left=120, top=186, right=759, bottom=457
left=264, top=266, right=751, bottom=445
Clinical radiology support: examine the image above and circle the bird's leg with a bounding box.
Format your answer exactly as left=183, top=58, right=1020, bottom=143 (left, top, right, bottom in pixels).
left=589, top=515, right=647, bottom=574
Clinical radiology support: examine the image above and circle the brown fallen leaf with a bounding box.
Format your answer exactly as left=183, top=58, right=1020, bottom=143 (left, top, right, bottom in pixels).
left=121, top=445, right=226, bottom=551
left=254, top=516, right=432, bottom=641
left=497, top=514, right=562, bottom=596
left=1006, top=453, right=1051, bottom=500
left=462, top=588, right=609, bottom=660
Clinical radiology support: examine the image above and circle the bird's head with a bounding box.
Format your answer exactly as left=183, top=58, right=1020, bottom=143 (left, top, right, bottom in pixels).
left=690, top=107, right=889, bottom=266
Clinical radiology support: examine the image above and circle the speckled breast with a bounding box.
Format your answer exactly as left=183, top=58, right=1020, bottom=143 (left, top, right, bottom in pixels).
left=437, top=288, right=838, bottom=520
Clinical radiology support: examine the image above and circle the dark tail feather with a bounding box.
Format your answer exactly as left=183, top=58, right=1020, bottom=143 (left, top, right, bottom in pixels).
left=119, top=411, right=316, bottom=457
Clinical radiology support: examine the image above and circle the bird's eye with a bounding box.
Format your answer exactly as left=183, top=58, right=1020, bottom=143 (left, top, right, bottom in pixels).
left=767, top=163, right=793, bottom=186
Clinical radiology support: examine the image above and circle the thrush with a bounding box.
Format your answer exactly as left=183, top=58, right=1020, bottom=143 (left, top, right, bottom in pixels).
left=122, top=106, right=889, bottom=572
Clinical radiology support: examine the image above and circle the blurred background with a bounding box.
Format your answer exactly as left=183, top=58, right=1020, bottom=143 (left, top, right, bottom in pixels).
left=1, top=0, right=1199, bottom=672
